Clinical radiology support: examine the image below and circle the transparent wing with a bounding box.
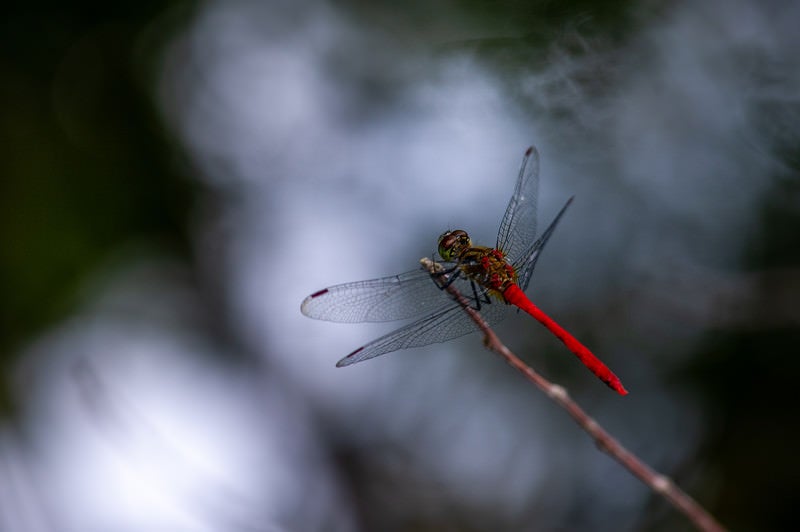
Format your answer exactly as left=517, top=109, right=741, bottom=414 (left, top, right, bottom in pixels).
left=301, top=268, right=451, bottom=323
left=496, top=145, right=540, bottom=265
left=516, top=197, right=573, bottom=290
left=336, top=296, right=509, bottom=366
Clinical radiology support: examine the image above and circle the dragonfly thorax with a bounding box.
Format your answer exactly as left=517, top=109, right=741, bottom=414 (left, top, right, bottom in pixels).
left=459, top=246, right=518, bottom=292
left=438, top=230, right=518, bottom=293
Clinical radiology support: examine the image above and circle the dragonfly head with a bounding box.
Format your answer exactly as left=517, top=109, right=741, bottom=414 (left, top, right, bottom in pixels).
left=437, top=230, right=471, bottom=261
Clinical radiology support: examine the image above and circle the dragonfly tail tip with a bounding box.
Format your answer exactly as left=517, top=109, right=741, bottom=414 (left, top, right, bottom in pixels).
left=609, top=379, right=629, bottom=396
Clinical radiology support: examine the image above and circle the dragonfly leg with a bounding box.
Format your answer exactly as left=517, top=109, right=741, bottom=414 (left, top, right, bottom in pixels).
left=478, top=281, right=493, bottom=306
left=429, top=262, right=488, bottom=310
left=436, top=266, right=462, bottom=288
left=429, top=262, right=485, bottom=310
left=469, top=280, right=483, bottom=310
left=469, top=280, right=493, bottom=310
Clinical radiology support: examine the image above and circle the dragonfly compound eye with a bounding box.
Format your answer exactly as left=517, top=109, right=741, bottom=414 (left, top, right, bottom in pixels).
left=437, top=230, right=471, bottom=261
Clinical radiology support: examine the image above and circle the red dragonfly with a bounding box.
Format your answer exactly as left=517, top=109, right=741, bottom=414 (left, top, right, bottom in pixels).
left=302, top=146, right=627, bottom=395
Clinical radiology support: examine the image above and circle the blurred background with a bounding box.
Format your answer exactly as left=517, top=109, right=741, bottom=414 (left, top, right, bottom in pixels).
left=2, top=0, right=799, bottom=530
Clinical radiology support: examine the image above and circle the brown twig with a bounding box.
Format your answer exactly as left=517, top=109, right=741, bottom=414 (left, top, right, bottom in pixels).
left=420, top=258, right=727, bottom=532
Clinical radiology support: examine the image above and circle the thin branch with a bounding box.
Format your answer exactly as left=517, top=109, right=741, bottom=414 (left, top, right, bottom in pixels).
left=420, top=258, right=727, bottom=532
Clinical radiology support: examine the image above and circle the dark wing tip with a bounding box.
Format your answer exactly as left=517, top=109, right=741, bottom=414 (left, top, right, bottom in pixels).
left=525, top=146, right=534, bottom=156
left=336, top=347, right=363, bottom=367
left=301, top=289, right=329, bottom=316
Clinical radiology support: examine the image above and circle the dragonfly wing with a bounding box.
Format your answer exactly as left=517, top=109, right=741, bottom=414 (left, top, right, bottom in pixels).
left=301, top=267, right=457, bottom=323
left=516, top=196, right=573, bottom=290
left=336, top=297, right=509, bottom=366
left=496, top=145, right=540, bottom=265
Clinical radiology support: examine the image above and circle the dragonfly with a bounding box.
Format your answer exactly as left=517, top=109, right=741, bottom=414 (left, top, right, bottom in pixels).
left=301, top=146, right=627, bottom=395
